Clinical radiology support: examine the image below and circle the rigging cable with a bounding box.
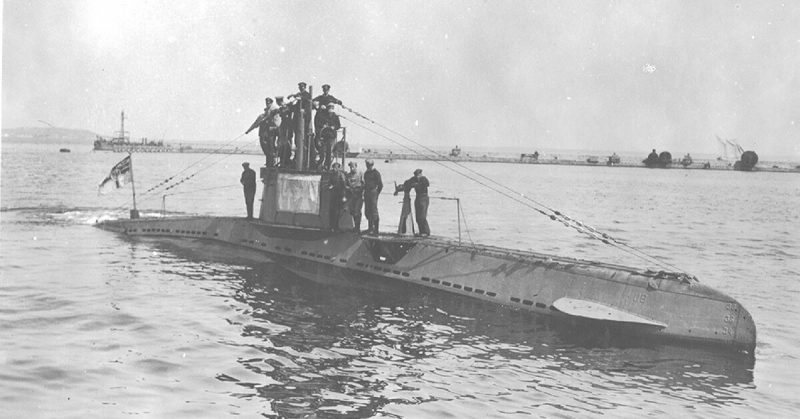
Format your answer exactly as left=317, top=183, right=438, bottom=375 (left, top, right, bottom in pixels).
left=339, top=111, right=685, bottom=274
left=139, top=133, right=248, bottom=198
left=111, top=133, right=250, bottom=211
left=457, top=199, right=475, bottom=246
left=162, top=184, right=239, bottom=196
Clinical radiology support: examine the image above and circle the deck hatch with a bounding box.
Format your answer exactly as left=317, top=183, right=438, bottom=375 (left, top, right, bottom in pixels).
left=364, top=239, right=417, bottom=264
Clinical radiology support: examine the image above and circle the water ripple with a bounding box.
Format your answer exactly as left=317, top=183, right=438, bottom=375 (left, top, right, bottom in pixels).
left=2, top=151, right=798, bottom=417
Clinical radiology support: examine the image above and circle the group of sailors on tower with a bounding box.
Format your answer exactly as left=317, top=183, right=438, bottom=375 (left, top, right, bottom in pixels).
left=246, top=82, right=343, bottom=170
left=243, top=83, right=430, bottom=237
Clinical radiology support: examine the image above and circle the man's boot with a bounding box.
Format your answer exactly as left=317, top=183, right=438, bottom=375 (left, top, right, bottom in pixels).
left=354, top=214, right=361, bottom=233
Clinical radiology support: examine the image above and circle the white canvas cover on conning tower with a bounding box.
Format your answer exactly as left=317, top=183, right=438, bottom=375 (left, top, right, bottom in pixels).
left=276, top=173, right=321, bottom=215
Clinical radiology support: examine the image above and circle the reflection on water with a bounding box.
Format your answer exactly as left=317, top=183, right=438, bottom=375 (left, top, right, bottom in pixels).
left=151, top=238, right=756, bottom=417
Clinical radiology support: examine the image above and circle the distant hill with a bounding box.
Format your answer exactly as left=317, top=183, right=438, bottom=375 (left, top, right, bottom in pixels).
left=2, top=127, right=97, bottom=144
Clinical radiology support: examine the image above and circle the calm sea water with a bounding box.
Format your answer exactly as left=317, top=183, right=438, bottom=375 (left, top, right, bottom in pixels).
left=1, top=141, right=798, bottom=418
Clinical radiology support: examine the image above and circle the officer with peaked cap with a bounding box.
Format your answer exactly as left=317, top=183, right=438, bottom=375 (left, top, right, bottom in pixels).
left=345, top=161, right=364, bottom=232
left=327, top=162, right=347, bottom=232
left=288, top=82, right=311, bottom=121
left=313, top=83, right=343, bottom=136
left=275, top=96, right=294, bottom=167
left=363, top=159, right=383, bottom=234
left=410, top=168, right=430, bottom=236
left=318, top=102, right=341, bottom=170
left=246, top=97, right=280, bottom=167
left=287, top=82, right=313, bottom=164
left=240, top=162, right=257, bottom=219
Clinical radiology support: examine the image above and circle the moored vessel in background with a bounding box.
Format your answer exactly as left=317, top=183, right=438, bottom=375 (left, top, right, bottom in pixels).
left=93, top=111, right=173, bottom=153
left=643, top=149, right=673, bottom=168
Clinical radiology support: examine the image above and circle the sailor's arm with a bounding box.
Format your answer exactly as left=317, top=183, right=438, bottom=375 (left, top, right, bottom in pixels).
left=403, top=177, right=415, bottom=192
left=419, top=177, right=430, bottom=188
left=312, top=95, right=324, bottom=109
left=245, top=114, right=264, bottom=134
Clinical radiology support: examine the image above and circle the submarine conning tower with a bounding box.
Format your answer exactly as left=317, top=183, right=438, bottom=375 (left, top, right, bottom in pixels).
left=257, top=83, right=354, bottom=232
left=258, top=167, right=354, bottom=232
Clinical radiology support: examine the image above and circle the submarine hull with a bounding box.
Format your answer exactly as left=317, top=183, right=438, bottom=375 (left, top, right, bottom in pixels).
left=97, top=216, right=757, bottom=353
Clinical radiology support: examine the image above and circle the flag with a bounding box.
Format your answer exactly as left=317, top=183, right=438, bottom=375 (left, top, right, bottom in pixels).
left=98, top=155, right=132, bottom=195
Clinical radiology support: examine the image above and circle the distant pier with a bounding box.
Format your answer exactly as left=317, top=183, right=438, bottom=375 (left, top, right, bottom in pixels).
left=94, top=141, right=800, bottom=173
left=360, top=151, right=800, bottom=173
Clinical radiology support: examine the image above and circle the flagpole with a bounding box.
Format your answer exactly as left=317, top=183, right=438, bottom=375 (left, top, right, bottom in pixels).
left=129, top=152, right=140, bottom=219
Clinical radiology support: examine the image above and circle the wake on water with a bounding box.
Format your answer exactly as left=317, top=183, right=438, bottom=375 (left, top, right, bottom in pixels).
left=0, top=206, right=182, bottom=225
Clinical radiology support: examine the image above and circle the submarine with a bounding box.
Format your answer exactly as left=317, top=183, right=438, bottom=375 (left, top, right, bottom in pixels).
left=96, top=90, right=757, bottom=354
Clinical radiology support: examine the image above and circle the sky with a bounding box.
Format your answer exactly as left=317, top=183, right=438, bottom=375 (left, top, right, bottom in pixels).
left=2, top=0, right=800, bottom=158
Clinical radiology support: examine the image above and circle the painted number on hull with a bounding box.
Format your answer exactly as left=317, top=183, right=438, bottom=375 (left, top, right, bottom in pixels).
left=721, top=303, right=738, bottom=337
left=629, top=293, right=647, bottom=304
left=724, top=303, right=738, bottom=323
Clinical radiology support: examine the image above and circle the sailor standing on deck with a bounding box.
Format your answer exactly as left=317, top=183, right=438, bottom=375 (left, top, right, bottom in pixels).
left=245, top=97, right=280, bottom=167
left=345, top=161, right=364, bottom=233
left=410, top=169, right=430, bottom=236
left=287, top=82, right=313, bottom=166
left=288, top=82, right=312, bottom=125
left=240, top=162, right=257, bottom=219
left=363, top=159, right=383, bottom=234
left=313, top=84, right=342, bottom=136
left=327, top=162, right=347, bottom=232
left=318, top=103, right=341, bottom=170
left=275, top=96, right=294, bottom=167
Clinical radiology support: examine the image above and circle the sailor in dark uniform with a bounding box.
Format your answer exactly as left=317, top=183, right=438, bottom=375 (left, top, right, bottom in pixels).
left=275, top=96, right=294, bottom=168
left=246, top=97, right=280, bottom=167
left=327, top=162, right=347, bottom=232
left=409, top=169, right=430, bottom=236
left=288, top=82, right=312, bottom=123
left=363, top=159, right=383, bottom=234
left=288, top=82, right=313, bottom=166
left=318, top=103, right=341, bottom=170
left=240, top=162, right=257, bottom=219
left=313, top=84, right=343, bottom=135
left=345, top=161, right=364, bottom=233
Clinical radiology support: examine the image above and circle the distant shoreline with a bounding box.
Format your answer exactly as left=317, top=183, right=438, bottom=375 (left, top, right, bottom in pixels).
left=5, top=130, right=799, bottom=172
